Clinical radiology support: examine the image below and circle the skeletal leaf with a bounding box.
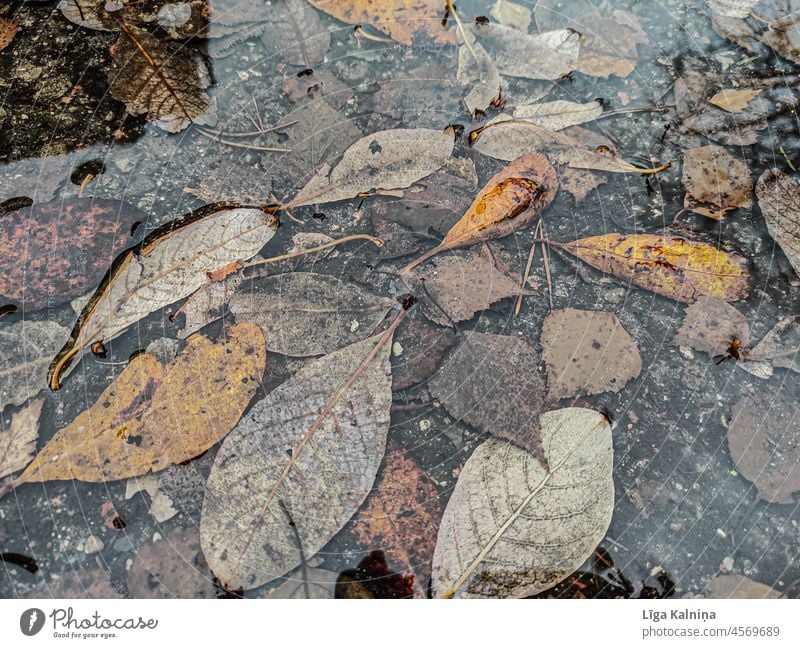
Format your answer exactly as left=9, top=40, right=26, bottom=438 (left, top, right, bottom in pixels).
left=755, top=169, right=800, bottom=276
left=1, top=321, right=69, bottom=412
left=0, top=398, right=44, bottom=480
left=739, top=316, right=800, bottom=378
left=287, top=128, right=455, bottom=208
left=541, top=308, right=641, bottom=400
left=710, top=88, right=763, bottom=113
left=702, top=574, right=782, bottom=599
left=15, top=323, right=265, bottom=488
left=513, top=100, right=603, bottom=131
left=429, top=332, right=547, bottom=458
left=201, top=334, right=394, bottom=590
left=229, top=272, right=394, bottom=357
left=432, top=407, right=613, bottom=598
left=49, top=204, right=278, bottom=390
left=727, top=390, right=800, bottom=504
left=489, top=0, right=532, bottom=31
left=674, top=299, right=749, bottom=358
left=561, top=233, right=750, bottom=303
left=457, top=38, right=501, bottom=114
left=259, top=0, right=331, bottom=67
left=109, top=24, right=215, bottom=133
left=682, top=145, right=752, bottom=220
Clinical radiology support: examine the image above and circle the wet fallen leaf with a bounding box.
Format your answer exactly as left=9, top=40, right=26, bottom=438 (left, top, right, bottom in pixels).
left=0, top=398, right=44, bottom=480
left=0, top=198, right=147, bottom=310
left=432, top=407, right=613, bottom=598
left=49, top=204, right=278, bottom=390
left=682, top=145, right=752, bottom=220
left=755, top=168, right=800, bottom=276
left=702, top=574, right=782, bottom=599
left=286, top=128, right=455, bottom=208
left=259, top=0, right=331, bottom=67
left=489, top=0, right=532, bottom=32
left=762, top=9, right=800, bottom=64
left=205, top=0, right=270, bottom=57
left=739, top=316, right=800, bottom=379
left=457, top=38, right=501, bottom=115
left=429, top=331, right=547, bottom=459
left=262, top=564, right=338, bottom=599
left=125, top=474, right=178, bottom=523
left=336, top=550, right=414, bottom=599
left=512, top=100, right=603, bottom=130
left=348, top=439, right=444, bottom=598
left=229, top=272, right=394, bottom=357
left=710, top=88, right=763, bottom=113
left=201, top=333, right=394, bottom=590
left=674, top=299, right=750, bottom=358
left=561, top=233, right=751, bottom=303
left=15, top=322, right=265, bottom=487
left=727, top=389, right=800, bottom=504
left=188, top=161, right=272, bottom=206
left=127, top=526, right=217, bottom=598
left=0, top=17, right=18, bottom=51
left=109, top=24, right=215, bottom=133
left=541, top=308, right=641, bottom=401
left=391, top=318, right=457, bottom=390
left=0, top=321, right=69, bottom=412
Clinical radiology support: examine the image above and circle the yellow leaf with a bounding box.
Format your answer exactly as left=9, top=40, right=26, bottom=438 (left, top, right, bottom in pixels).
left=562, top=234, right=750, bottom=303
left=17, top=323, right=266, bottom=486
left=710, top=88, right=762, bottom=113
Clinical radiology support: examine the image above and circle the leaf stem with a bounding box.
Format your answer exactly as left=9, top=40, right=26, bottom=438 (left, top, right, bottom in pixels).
left=241, top=234, right=383, bottom=269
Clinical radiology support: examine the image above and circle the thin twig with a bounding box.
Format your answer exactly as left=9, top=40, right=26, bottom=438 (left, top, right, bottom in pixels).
left=515, top=220, right=543, bottom=316
left=198, top=121, right=298, bottom=139
left=597, top=105, right=669, bottom=118
left=241, top=234, right=383, bottom=269
left=446, top=0, right=478, bottom=61
left=196, top=129, right=290, bottom=153
left=540, top=221, right=555, bottom=312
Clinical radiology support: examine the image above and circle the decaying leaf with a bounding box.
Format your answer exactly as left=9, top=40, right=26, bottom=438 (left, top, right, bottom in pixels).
left=286, top=128, right=455, bottom=208
left=674, top=299, right=750, bottom=358
left=457, top=38, right=501, bottom=115
left=0, top=17, right=18, bottom=51
left=710, top=88, right=763, bottom=113
left=513, top=100, right=603, bottom=131
left=229, top=272, right=394, bottom=357
left=755, top=169, right=800, bottom=276
left=15, top=322, right=265, bottom=487
left=0, top=320, right=69, bottom=412
left=702, top=574, right=782, bottom=599
left=259, top=0, right=331, bottom=67
left=489, top=0, right=532, bottom=32
left=109, top=24, right=215, bottom=133
left=348, top=440, right=444, bottom=598
left=682, top=145, right=752, bottom=220
left=739, top=316, right=800, bottom=378
left=561, top=233, right=751, bottom=303
left=0, top=398, right=44, bottom=480
left=432, top=407, right=613, bottom=598
left=429, top=331, right=547, bottom=458
left=727, top=390, right=800, bottom=504
left=541, top=308, right=641, bottom=401
left=201, top=333, right=394, bottom=590
left=262, top=564, right=338, bottom=599
left=391, top=318, right=457, bottom=390
left=762, top=9, right=800, bottom=64
left=0, top=199, right=147, bottom=310
left=188, top=162, right=272, bottom=206
left=49, top=204, right=278, bottom=390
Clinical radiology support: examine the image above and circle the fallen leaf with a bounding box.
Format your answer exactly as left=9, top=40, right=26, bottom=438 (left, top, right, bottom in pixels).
left=512, top=100, right=603, bottom=130
left=457, top=38, right=501, bottom=114
left=176, top=275, right=244, bottom=341
left=702, top=574, right=782, bottom=599
left=262, top=565, right=338, bottom=599
left=755, top=169, right=800, bottom=276
left=127, top=526, right=217, bottom=598
left=0, top=17, right=18, bottom=52
left=188, top=161, right=273, bottom=206
left=0, top=199, right=147, bottom=310
left=49, top=204, right=278, bottom=390
left=762, top=10, right=800, bottom=64
left=706, top=0, right=759, bottom=19
left=286, top=128, right=455, bottom=208
left=674, top=299, right=750, bottom=358
left=336, top=550, right=414, bottom=598
left=109, top=24, right=215, bottom=133
left=710, top=88, right=763, bottom=113
left=431, top=407, right=613, bottom=598
left=0, top=398, right=44, bottom=480
left=0, top=321, right=69, bottom=412
left=125, top=475, right=178, bottom=523
left=682, top=145, right=752, bottom=220
left=541, top=308, right=641, bottom=400
left=739, top=316, right=800, bottom=378
left=229, top=272, right=394, bottom=357
left=429, top=331, right=547, bottom=459
left=16, top=322, right=265, bottom=487
left=259, top=0, right=331, bottom=67
left=391, top=318, right=457, bottom=390
left=201, top=333, right=394, bottom=591
left=727, top=389, right=800, bottom=504
left=561, top=233, right=751, bottom=303
left=348, top=439, right=444, bottom=597
left=489, top=0, right=532, bottom=32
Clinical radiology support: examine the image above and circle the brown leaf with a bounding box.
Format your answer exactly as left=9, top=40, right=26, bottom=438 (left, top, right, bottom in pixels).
left=541, top=308, right=641, bottom=400
left=561, top=233, right=751, bottom=303
left=682, top=145, right=752, bottom=219
left=702, top=574, right=782, bottom=599
left=755, top=168, right=800, bottom=276
left=348, top=440, right=445, bottom=597
left=710, top=88, right=763, bottom=113
left=0, top=398, right=44, bottom=480
left=0, top=18, right=18, bottom=52
left=15, top=322, right=265, bottom=487
left=0, top=199, right=147, bottom=310
left=428, top=331, right=547, bottom=460
left=392, top=318, right=457, bottom=390
left=727, top=389, right=800, bottom=504
left=739, top=316, right=800, bottom=378
left=674, top=299, right=749, bottom=358
left=762, top=10, right=800, bottom=64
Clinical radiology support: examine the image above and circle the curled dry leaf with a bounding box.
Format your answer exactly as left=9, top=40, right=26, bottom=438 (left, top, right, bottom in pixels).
left=702, top=574, right=782, bottom=599
left=682, top=145, right=752, bottom=220
left=12, top=322, right=265, bottom=489
left=432, top=407, right=613, bottom=598
left=541, top=308, right=642, bottom=401
left=727, top=390, right=800, bottom=504
left=428, top=331, right=547, bottom=459
left=0, top=199, right=147, bottom=310
left=348, top=439, right=444, bottom=598
left=755, top=169, right=800, bottom=276
left=286, top=128, right=455, bottom=208
left=49, top=204, right=279, bottom=390
left=201, top=333, right=395, bottom=591
left=739, top=316, right=800, bottom=379
left=0, top=398, right=44, bottom=481
left=674, top=299, right=749, bottom=358
left=229, top=272, right=394, bottom=357
left=561, top=233, right=751, bottom=304
left=710, top=88, right=763, bottom=113
left=513, top=100, right=603, bottom=131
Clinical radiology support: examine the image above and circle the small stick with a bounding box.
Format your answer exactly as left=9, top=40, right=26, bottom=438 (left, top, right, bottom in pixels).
left=540, top=220, right=555, bottom=312
left=514, top=220, right=543, bottom=316
left=241, top=234, right=383, bottom=269
left=196, top=128, right=290, bottom=152
left=353, top=25, right=395, bottom=44
left=446, top=0, right=478, bottom=61
left=197, top=122, right=298, bottom=139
